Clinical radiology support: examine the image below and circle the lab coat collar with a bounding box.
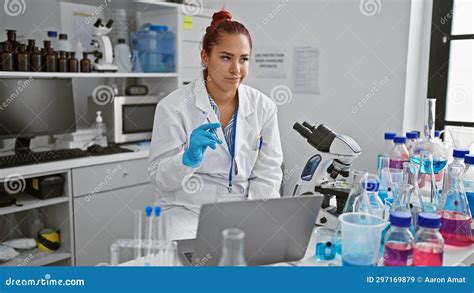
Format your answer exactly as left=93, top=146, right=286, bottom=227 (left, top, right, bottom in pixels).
left=193, top=74, right=254, bottom=118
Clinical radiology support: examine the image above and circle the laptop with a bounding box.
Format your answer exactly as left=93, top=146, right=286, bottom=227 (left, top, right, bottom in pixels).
left=177, top=194, right=323, bottom=266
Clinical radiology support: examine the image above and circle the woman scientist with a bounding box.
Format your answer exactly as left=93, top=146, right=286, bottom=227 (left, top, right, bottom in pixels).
left=148, top=10, right=283, bottom=240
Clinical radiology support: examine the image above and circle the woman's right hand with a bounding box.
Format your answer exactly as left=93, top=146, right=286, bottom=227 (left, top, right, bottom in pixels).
left=182, top=123, right=222, bottom=168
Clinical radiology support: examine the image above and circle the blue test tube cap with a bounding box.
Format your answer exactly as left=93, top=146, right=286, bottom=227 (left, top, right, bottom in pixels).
left=453, top=149, right=470, bottom=159
left=465, top=154, right=474, bottom=165
left=417, top=213, right=441, bottom=229
left=406, top=132, right=418, bottom=139
left=154, top=206, right=161, bottom=217
left=145, top=206, right=153, bottom=217
left=393, top=136, right=406, bottom=144
left=389, top=211, right=411, bottom=227
left=384, top=132, right=397, bottom=140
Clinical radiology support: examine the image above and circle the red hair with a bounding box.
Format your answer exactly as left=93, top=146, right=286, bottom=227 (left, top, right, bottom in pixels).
left=202, top=10, right=252, bottom=54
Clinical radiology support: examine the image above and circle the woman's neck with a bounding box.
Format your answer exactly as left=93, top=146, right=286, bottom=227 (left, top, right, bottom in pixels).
left=205, top=79, right=237, bottom=109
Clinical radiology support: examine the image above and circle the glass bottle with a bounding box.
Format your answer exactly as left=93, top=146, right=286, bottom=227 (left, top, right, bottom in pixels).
left=354, top=176, right=385, bottom=219
left=413, top=213, right=444, bottom=266
left=383, top=211, right=414, bottom=266
left=406, top=131, right=418, bottom=152
left=438, top=165, right=473, bottom=246
left=464, top=154, right=474, bottom=224
left=58, top=51, right=68, bottom=72
left=45, top=47, right=57, bottom=72
left=68, top=52, right=78, bottom=72
left=31, top=47, right=42, bottom=72
left=218, top=228, right=247, bottom=266
left=80, top=52, right=91, bottom=72
left=16, top=44, right=28, bottom=72
left=389, top=136, right=409, bottom=184
left=1, top=42, right=14, bottom=71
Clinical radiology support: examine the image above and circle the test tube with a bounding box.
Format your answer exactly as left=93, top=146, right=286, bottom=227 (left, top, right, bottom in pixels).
left=134, top=209, right=143, bottom=265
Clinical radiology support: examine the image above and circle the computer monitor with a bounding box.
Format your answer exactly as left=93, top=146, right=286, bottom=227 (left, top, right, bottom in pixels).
left=0, top=78, right=76, bottom=152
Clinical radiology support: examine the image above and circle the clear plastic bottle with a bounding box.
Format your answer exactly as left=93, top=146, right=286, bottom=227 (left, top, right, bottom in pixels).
left=464, top=155, right=474, bottom=223
left=377, top=132, right=396, bottom=170
left=413, top=213, right=444, bottom=266
left=47, top=31, right=58, bottom=50
left=218, top=228, right=247, bottom=266
left=389, top=136, right=410, bottom=184
left=114, top=38, right=132, bottom=73
left=92, top=111, right=107, bottom=147
left=406, top=131, right=418, bottom=152
left=57, top=33, right=72, bottom=53
left=383, top=211, right=414, bottom=266
left=438, top=164, right=472, bottom=246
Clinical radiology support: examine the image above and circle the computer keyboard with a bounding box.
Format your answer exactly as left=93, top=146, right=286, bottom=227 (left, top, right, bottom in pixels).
left=0, top=145, right=133, bottom=169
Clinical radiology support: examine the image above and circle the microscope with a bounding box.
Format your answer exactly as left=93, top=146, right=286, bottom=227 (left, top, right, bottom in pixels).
left=292, top=122, right=362, bottom=229
left=90, top=18, right=118, bottom=72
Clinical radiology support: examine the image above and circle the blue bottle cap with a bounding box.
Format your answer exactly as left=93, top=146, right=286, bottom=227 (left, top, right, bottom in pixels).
left=389, top=211, right=411, bottom=227
left=145, top=206, right=153, bottom=217
left=453, top=149, right=470, bottom=159
left=384, top=132, right=396, bottom=140
left=150, top=25, right=168, bottom=31
left=154, top=206, right=161, bottom=217
left=417, top=213, right=441, bottom=229
left=393, top=136, right=406, bottom=144
left=465, top=154, right=474, bottom=165
left=362, top=179, right=379, bottom=192
left=47, top=31, right=58, bottom=38
left=434, top=130, right=440, bottom=137
left=406, top=132, right=418, bottom=139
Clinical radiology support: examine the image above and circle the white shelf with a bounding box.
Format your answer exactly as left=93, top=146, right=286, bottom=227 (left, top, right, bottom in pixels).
left=0, top=71, right=178, bottom=79
left=1, top=249, right=71, bottom=266
left=61, top=0, right=180, bottom=11
left=0, top=193, right=69, bottom=216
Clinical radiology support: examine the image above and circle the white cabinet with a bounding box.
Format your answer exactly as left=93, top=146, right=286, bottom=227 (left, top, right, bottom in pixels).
left=73, top=182, right=155, bottom=266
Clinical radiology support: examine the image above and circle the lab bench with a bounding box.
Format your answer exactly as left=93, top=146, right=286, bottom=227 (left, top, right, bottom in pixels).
left=0, top=145, right=156, bottom=266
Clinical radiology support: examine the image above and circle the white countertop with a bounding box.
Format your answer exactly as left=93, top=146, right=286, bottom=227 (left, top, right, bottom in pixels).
left=0, top=144, right=150, bottom=180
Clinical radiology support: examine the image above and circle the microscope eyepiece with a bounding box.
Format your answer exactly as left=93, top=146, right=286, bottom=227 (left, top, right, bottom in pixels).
left=94, top=18, right=103, bottom=28
left=106, top=19, right=114, bottom=29
left=293, top=122, right=311, bottom=139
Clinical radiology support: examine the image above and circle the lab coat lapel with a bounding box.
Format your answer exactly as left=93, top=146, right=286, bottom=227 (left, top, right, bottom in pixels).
left=235, top=86, right=255, bottom=167
left=193, top=77, right=231, bottom=158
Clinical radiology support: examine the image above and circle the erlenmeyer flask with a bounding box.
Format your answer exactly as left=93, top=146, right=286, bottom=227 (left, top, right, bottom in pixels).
left=438, top=165, right=473, bottom=246
left=354, top=175, right=385, bottom=219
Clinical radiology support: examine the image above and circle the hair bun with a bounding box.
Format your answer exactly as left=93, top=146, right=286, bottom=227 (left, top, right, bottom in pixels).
left=210, top=10, right=232, bottom=27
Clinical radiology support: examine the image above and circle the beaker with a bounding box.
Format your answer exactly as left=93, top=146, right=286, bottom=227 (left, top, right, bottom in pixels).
left=339, top=213, right=388, bottom=266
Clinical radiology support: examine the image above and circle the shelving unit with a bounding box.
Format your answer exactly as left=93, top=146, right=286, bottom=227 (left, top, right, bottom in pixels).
left=0, top=249, right=71, bottom=267
left=0, top=193, right=69, bottom=216
left=0, top=72, right=178, bottom=79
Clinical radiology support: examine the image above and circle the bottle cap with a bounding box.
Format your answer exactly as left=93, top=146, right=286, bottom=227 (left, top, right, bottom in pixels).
left=47, top=31, right=58, bottom=38
left=464, top=154, right=474, bottom=165
left=154, top=206, right=161, bottom=217
left=453, top=149, right=470, bottom=159
left=118, top=38, right=126, bottom=44
left=145, top=206, right=153, bottom=217
left=434, top=130, right=440, bottom=137
left=59, top=33, right=68, bottom=40
left=150, top=25, right=168, bottom=31
left=393, top=136, right=406, bottom=144
left=406, top=132, right=418, bottom=139
left=417, top=213, right=441, bottom=229
left=389, top=211, right=412, bottom=227
left=384, top=132, right=396, bottom=140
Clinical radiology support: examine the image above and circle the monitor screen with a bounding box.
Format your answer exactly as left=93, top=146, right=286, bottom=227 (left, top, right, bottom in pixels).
left=0, top=78, right=76, bottom=139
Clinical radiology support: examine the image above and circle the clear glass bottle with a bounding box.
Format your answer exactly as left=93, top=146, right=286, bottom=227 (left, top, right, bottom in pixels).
left=389, top=136, right=410, bottom=185
left=463, top=154, right=474, bottom=224
left=449, top=149, right=470, bottom=169
left=218, top=228, right=247, bottom=266
left=377, top=132, right=396, bottom=169
left=377, top=156, right=393, bottom=202
left=438, top=165, right=473, bottom=246
left=92, top=111, right=107, bottom=146
left=383, top=211, right=414, bottom=266
left=413, top=213, right=444, bottom=266
left=405, top=131, right=418, bottom=152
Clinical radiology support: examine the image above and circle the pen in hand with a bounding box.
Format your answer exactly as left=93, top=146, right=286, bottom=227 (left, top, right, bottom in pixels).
left=206, top=117, right=223, bottom=144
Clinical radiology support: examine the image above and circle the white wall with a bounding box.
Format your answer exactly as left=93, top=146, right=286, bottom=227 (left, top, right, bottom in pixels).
left=202, top=0, right=423, bottom=194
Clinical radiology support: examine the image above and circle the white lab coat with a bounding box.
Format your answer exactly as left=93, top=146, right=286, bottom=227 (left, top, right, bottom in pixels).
left=147, top=75, right=283, bottom=240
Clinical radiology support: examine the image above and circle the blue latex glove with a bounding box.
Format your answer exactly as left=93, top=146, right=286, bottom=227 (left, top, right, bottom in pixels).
left=182, top=123, right=222, bottom=168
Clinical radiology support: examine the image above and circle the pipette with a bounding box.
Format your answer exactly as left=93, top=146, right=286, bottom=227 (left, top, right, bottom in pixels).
left=145, top=206, right=153, bottom=266
left=206, top=117, right=223, bottom=144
